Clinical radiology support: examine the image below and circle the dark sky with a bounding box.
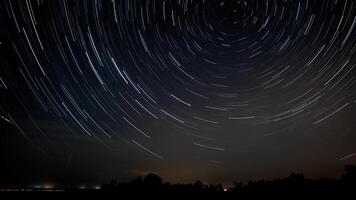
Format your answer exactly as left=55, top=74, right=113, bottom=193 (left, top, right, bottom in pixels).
left=0, top=0, right=356, bottom=187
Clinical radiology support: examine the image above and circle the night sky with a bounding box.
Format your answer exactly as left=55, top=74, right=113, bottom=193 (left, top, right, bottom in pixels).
left=0, top=0, right=356, bottom=187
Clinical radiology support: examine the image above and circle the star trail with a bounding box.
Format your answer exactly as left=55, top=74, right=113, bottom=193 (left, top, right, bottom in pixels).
left=0, top=0, right=356, bottom=185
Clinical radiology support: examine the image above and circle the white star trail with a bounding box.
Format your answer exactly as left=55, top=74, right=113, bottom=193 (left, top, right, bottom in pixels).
left=0, top=0, right=355, bottom=167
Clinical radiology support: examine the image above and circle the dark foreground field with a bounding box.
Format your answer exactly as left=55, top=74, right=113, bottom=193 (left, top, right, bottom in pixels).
left=1, top=165, right=355, bottom=195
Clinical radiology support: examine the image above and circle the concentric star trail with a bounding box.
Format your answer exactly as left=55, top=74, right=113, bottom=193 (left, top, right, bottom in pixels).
left=0, top=0, right=355, bottom=181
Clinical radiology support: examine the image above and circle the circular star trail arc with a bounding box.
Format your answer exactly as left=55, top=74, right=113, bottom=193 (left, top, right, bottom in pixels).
left=0, top=0, right=356, bottom=162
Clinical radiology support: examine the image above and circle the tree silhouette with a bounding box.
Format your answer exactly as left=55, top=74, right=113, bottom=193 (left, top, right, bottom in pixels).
left=143, top=173, right=162, bottom=186
left=193, top=180, right=204, bottom=192
left=99, top=165, right=356, bottom=194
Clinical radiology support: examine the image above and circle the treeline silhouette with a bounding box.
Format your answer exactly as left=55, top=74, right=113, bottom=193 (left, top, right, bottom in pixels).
left=101, top=165, right=356, bottom=193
